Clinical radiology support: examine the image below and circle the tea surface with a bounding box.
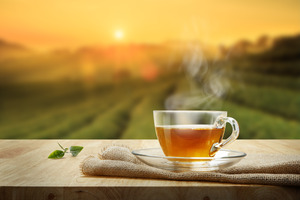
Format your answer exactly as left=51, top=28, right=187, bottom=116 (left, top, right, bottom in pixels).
left=156, top=125, right=225, bottom=157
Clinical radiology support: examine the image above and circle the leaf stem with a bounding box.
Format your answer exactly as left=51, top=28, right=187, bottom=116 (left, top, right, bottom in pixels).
left=58, top=142, right=65, bottom=151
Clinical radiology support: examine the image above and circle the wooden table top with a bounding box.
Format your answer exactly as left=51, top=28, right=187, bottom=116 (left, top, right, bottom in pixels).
left=1, top=139, right=300, bottom=200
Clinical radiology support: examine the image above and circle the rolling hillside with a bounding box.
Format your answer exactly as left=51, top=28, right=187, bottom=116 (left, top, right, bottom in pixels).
left=0, top=34, right=299, bottom=139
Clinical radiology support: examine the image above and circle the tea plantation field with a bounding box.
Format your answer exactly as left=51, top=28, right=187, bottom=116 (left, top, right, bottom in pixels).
left=1, top=35, right=299, bottom=139
left=0, top=71, right=299, bottom=139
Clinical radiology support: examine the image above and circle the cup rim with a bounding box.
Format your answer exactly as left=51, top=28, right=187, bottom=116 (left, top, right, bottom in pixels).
left=153, top=110, right=227, bottom=114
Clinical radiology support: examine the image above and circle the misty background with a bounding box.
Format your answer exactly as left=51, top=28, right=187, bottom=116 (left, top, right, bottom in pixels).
left=0, top=0, right=299, bottom=139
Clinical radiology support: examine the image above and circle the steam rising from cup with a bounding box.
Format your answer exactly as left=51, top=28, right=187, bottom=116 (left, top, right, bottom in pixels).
left=165, top=41, right=230, bottom=110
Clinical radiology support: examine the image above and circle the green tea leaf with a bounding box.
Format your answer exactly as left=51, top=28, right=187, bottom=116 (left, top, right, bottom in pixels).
left=70, top=146, right=83, bottom=157
left=48, top=150, right=65, bottom=159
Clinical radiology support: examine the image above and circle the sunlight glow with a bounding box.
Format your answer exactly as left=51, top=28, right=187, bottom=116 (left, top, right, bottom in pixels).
left=114, top=30, right=124, bottom=40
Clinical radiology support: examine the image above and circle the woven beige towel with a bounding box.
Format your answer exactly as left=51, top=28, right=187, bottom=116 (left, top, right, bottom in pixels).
left=81, top=146, right=300, bottom=186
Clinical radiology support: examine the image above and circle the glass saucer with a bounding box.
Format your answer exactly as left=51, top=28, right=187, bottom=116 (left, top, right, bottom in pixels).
left=132, top=148, right=246, bottom=172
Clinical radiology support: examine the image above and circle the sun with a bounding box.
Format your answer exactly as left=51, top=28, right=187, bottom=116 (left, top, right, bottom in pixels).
left=114, top=30, right=124, bottom=40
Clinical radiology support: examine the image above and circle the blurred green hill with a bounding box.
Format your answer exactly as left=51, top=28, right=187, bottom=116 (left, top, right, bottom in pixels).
left=0, top=34, right=299, bottom=139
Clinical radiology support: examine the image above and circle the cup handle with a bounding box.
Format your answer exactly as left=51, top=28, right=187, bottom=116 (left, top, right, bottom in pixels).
left=210, top=117, right=240, bottom=155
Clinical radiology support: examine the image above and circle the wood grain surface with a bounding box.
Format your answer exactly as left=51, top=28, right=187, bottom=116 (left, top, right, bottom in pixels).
left=1, top=139, right=300, bottom=200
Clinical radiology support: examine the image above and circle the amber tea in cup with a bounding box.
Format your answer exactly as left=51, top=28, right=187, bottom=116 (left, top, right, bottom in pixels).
left=153, top=111, right=239, bottom=157
left=155, top=125, right=225, bottom=157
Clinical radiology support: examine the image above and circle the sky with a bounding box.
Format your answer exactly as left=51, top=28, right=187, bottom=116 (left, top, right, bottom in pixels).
left=0, top=0, right=299, bottom=50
